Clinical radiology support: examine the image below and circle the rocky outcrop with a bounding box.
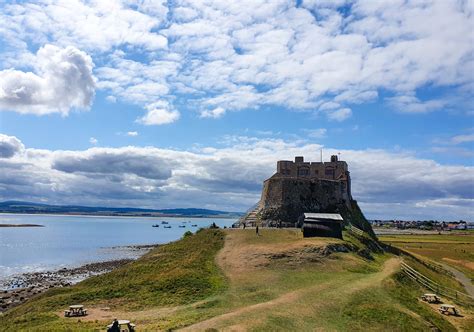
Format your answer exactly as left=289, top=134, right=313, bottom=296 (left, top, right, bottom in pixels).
left=257, top=175, right=375, bottom=238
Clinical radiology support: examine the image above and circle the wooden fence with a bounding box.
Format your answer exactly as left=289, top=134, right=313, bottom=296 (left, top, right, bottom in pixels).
left=381, top=243, right=455, bottom=277
left=400, top=260, right=474, bottom=306
left=348, top=224, right=473, bottom=306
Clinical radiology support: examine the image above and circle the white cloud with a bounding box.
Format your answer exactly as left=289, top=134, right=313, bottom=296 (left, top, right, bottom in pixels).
left=1, top=1, right=472, bottom=122
left=451, top=134, right=474, bottom=145
left=137, top=108, right=180, bottom=125
left=0, top=134, right=24, bottom=158
left=387, top=95, right=447, bottom=113
left=89, top=137, right=98, bottom=145
left=327, top=108, right=352, bottom=121
left=0, top=45, right=95, bottom=115
left=304, top=128, right=327, bottom=139
left=0, top=1, right=168, bottom=53
left=106, top=95, right=116, bottom=103
left=0, top=134, right=473, bottom=219
left=200, top=107, right=226, bottom=119
left=126, top=131, right=139, bottom=137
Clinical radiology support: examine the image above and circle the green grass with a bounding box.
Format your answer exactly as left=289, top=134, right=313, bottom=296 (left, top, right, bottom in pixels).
left=0, top=229, right=227, bottom=331
left=3, top=228, right=471, bottom=331
left=235, top=263, right=460, bottom=331
left=379, top=232, right=474, bottom=283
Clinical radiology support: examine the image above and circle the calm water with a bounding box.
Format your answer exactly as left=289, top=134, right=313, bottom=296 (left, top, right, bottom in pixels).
left=0, top=214, right=236, bottom=281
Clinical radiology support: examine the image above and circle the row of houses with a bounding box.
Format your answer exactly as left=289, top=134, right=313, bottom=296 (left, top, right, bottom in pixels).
left=371, top=220, right=473, bottom=230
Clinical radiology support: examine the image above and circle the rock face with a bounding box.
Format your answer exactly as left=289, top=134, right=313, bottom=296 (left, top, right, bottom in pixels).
left=258, top=175, right=375, bottom=238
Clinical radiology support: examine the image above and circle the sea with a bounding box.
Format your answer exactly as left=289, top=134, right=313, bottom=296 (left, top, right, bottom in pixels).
left=0, top=214, right=236, bottom=283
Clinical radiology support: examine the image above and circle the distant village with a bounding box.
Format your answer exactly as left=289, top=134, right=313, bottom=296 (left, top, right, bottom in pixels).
left=370, top=219, right=473, bottom=231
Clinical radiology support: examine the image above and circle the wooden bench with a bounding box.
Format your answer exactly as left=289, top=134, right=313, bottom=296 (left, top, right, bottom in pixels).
left=421, top=293, right=440, bottom=303
left=439, top=304, right=458, bottom=316
left=107, top=320, right=136, bottom=331
left=64, top=305, right=87, bottom=317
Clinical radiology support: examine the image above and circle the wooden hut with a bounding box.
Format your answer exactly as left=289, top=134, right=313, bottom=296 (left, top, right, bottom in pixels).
left=299, top=213, right=343, bottom=239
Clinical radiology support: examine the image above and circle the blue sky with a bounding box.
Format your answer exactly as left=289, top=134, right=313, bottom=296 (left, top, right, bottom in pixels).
left=0, top=0, right=473, bottom=220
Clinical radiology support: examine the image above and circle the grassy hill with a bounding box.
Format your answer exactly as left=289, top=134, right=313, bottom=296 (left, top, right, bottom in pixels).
left=2, top=228, right=472, bottom=331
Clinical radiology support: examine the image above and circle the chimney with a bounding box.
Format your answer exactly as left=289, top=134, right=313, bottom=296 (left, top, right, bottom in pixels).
left=295, top=156, right=304, bottom=163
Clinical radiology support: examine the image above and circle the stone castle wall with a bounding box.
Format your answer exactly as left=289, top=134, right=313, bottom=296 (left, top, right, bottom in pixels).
left=259, top=176, right=349, bottom=226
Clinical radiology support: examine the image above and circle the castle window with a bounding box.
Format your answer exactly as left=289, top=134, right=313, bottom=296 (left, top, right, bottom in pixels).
left=297, top=167, right=309, bottom=176
left=325, top=168, right=335, bottom=178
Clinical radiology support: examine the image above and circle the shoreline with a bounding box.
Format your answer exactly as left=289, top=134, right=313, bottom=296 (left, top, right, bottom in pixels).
left=0, top=212, right=239, bottom=220
left=0, top=244, right=159, bottom=313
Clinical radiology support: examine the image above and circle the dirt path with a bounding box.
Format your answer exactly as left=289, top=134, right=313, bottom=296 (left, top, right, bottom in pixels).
left=439, top=261, right=474, bottom=297
left=180, top=257, right=400, bottom=331
left=215, top=230, right=339, bottom=283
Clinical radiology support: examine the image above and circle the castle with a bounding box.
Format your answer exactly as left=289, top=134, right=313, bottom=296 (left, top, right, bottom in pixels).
left=274, top=155, right=352, bottom=202
left=238, top=154, right=373, bottom=231
left=237, top=154, right=374, bottom=237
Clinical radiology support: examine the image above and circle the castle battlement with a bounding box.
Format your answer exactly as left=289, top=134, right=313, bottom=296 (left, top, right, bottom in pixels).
left=275, top=155, right=351, bottom=199
left=277, top=155, right=347, bottom=179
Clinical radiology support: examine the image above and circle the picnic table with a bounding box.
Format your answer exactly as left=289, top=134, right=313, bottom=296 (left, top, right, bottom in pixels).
left=439, top=304, right=459, bottom=316
left=421, top=293, right=441, bottom=303
left=64, top=304, right=87, bottom=317
left=107, top=319, right=136, bottom=332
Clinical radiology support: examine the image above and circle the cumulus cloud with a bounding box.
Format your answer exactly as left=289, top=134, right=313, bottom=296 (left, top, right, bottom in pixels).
left=200, top=107, right=226, bottom=119
left=0, top=134, right=473, bottom=219
left=89, top=137, right=98, bottom=145
left=137, top=108, right=180, bottom=126
left=0, top=1, right=168, bottom=52
left=1, top=1, right=471, bottom=122
left=0, top=45, right=95, bottom=115
left=387, top=95, right=447, bottom=113
left=52, top=148, right=174, bottom=180
left=327, top=108, right=352, bottom=121
left=0, top=134, right=24, bottom=158
left=127, top=131, right=139, bottom=137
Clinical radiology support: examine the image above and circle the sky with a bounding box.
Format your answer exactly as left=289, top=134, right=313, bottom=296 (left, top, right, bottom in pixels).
left=0, top=0, right=473, bottom=220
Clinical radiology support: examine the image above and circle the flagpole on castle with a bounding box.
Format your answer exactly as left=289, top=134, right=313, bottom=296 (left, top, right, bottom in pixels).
left=320, top=149, right=323, bottom=162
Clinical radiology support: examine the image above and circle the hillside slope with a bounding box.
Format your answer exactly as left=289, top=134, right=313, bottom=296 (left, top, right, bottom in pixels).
left=2, top=229, right=469, bottom=331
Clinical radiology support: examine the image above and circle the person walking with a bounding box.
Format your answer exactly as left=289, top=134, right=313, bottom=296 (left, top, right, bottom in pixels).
left=256, top=225, right=259, bottom=236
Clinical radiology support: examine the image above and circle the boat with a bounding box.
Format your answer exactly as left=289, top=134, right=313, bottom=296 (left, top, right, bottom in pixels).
left=164, top=225, right=171, bottom=228
left=192, top=224, right=197, bottom=227
left=152, top=224, right=160, bottom=228
left=179, top=225, right=186, bottom=228
left=161, top=221, right=169, bottom=224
